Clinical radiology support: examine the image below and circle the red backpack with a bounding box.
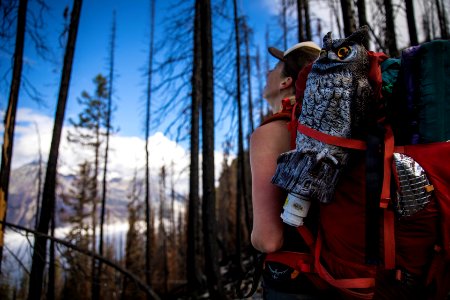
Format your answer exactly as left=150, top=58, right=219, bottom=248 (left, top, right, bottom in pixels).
left=263, top=43, right=450, bottom=300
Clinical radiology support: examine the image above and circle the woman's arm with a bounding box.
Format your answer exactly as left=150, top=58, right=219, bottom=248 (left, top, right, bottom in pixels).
left=250, top=120, right=291, bottom=253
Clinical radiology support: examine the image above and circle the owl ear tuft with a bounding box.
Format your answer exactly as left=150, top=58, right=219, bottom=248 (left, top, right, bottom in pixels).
left=323, top=32, right=332, bottom=50
left=346, top=26, right=369, bottom=45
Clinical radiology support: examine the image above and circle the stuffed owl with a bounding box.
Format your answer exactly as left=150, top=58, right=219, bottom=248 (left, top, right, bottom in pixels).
left=272, top=26, right=374, bottom=204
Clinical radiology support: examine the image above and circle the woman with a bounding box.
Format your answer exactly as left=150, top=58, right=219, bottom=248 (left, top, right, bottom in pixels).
left=250, top=42, right=325, bottom=299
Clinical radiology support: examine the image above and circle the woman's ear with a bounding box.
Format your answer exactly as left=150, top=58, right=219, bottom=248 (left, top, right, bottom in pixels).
left=279, top=76, right=293, bottom=90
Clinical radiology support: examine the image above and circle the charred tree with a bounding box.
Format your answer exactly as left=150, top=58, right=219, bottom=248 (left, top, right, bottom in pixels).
left=243, top=21, right=254, bottom=136
left=329, top=0, right=343, bottom=38
left=280, top=0, right=288, bottom=50
left=34, top=122, right=43, bottom=229
left=144, top=0, right=156, bottom=296
left=199, top=0, right=224, bottom=297
left=340, top=0, right=357, bottom=36
left=435, top=0, right=449, bottom=39
left=232, top=0, right=250, bottom=283
left=187, top=0, right=203, bottom=295
left=303, top=0, right=312, bottom=40
left=0, top=0, right=28, bottom=271
left=95, top=10, right=117, bottom=300
left=297, top=0, right=304, bottom=41
left=28, top=1, right=83, bottom=298
left=255, top=47, right=265, bottom=124
left=158, top=166, right=169, bottom=296
left=405, top=0, right=418, bottom=46
left=295, top=0, right=312, bottom=41
left=383, top=0, right=398, bottom=57
left=356, top=0, right=370, bottom=48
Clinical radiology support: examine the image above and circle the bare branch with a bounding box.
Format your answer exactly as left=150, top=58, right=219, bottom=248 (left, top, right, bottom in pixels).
left=2, top=220, right=162, bottom=300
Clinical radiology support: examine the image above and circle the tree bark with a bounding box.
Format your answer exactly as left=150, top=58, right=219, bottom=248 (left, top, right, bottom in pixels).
left=405, top=0, right=418, bottom=46
left=233, top=0, right=245, bottom=286
left=199, top=0, right=224, bottom=297
left=95, top=10, right=116, bottom=300
left=244, top=21, right=254, bottom=136
left=329, top=0, right=342, bottom=38
left=435, top=0, right=448, bottom=39
left=0, top=0, right=28, bottom=271
left=255, top=48, right=265, bottom=124
left=159, top=166, right=169, bottom=296
left=243, top=20, right=253, bottom=234
left=304, top=0, right=312, bottom=40
left=145, top=0, right=156, bottom=296
left=281, top=0, right=288, bottom=50
left=340, top=0, right=357, bottom=36
left=297, top=0, right=304, bottom=41
left=28, top=0, right=83, bottom=298
left=187, top=0, right=202, bottom=294
left=356, top=0, right=370, bottom=48
left=383, top=0, right=399, bottom=57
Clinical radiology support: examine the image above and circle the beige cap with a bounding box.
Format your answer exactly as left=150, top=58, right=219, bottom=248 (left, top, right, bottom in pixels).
left=268, top=41, right=321, bottom=61
left=268, top=41, right=321, bottom=79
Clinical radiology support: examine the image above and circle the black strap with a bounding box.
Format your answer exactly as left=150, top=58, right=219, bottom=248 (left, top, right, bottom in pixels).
left=365, top=124, right=385, bottom=265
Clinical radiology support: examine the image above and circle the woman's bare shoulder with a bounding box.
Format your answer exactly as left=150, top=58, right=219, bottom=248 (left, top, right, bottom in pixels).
left=251, top=120, right=290, bottom=151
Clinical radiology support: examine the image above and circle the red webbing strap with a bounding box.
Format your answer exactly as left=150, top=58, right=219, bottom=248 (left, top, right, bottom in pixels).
left=380, top=125, right=396, bottom=270
left=297, top=123, right=367, bottom=150
left=297, top=224, right=315, bottom=250
left=314, top=234, right=375, bottom=299
left=380, top=125, right=394, bottom=208
left=288, top=102, right=300, bottom=149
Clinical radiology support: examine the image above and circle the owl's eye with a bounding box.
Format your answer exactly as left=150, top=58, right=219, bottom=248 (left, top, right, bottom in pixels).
left=337, top=46, right=351, bottom=58
left=319, top=50, right=327, bottom=58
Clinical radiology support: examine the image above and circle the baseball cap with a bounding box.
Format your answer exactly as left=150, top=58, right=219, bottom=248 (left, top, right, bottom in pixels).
left=268, top=41, right=321, bottom=79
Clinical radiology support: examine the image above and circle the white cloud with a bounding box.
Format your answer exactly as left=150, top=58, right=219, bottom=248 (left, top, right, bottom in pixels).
left=261, top=0, right=279, bottom=15
left=2, top=108, right=231, bottom=191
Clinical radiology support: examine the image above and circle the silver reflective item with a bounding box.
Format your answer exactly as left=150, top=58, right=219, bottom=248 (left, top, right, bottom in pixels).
left=393, top=153, right=433, bottom=217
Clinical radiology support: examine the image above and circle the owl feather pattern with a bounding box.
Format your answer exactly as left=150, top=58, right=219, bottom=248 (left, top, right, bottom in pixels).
left=272, top=26, right=374, bottom=204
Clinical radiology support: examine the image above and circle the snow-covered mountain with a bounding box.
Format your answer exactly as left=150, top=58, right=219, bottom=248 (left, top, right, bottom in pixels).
left=6, top=161, right=187, bottom=228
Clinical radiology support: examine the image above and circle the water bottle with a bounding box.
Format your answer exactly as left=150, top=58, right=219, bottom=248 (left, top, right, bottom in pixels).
left=280, top=193, right=311, bottom=227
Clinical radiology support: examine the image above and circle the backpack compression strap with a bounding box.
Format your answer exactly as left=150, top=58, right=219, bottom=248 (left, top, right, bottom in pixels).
left=297, top=122, right=397, bottom=270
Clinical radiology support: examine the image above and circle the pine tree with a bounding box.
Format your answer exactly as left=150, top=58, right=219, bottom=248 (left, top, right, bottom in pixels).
left=67, top=73, right=109, bottom=299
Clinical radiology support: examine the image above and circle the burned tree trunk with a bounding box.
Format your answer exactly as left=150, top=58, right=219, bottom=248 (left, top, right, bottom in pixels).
left=405, top=0, right=418, bottom=46
left=340, top=0, right=357, bottom=36
left=0, top=0, right=28, bottom=271
left=383, top=0, right=399, bottom=57
left=28, top=0, right=83, bottom=298
left=199, top=0, right=224, bottom=297
left=187, top=0, right=203, bottom=294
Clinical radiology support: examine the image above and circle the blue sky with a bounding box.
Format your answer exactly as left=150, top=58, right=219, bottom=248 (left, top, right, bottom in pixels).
left=0, top=0, right=291, bottom=180
left=0, top=0, right=289, bottom=146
